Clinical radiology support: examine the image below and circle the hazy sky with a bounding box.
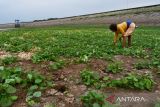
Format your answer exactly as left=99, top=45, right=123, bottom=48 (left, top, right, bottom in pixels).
left=0, top=0, right=160, bottom=24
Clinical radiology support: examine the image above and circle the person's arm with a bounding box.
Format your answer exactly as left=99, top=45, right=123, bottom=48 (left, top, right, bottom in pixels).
left=118, top=26, right=126, bottom=47
left=114, top=32, right=118, bottom=46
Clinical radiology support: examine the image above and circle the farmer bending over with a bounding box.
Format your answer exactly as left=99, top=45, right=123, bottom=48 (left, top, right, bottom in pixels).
left=109, top=19, right=136, bottom=48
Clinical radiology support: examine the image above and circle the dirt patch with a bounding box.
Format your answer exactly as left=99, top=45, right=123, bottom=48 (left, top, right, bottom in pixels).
left=44, top=63, right=88, bottom=107
left=0, top=50, right=12, bottom=59
left=0, top=50, right=34, bottom=60
left=17, top=52, right=33, bottom=60
left=136, top=69, right=152, bottom=75
left=9, top=60, right=51, bottom=76
left=11, top=62, right=88, bottom=107
left=12, top=87, right=27, bottom=107
left=6, top=56, right=160, bottom=107
left=54, top=82, right=67, bottom=93
left=60, top=64, right=87, bottom=75
left=52, top=64, right=87, bottom=82
left=69, top=85, right=87, bottom=97
left=16, top=47, right=41, bottom=60
left=47, top=60, right=109, bottom=107
left=114, top=55, right=136, bottom=72
left=89, top=59, right=107, bottom=72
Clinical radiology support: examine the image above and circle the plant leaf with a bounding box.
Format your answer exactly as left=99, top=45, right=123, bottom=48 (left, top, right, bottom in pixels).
left=35, top=79, right=42, bottom=84
left=10, top=96, right=18, bottom=101
left=5, top=85, right=16, bottom=94
left=27, top=74, right=33, bottom=80
left=33, top=91, right=41, bottom=97
left=93, top=103, right=100, bottom=107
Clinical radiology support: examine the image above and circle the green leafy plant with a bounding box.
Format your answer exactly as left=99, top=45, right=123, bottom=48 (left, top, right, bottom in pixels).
left=0, top=66, right=53, bottom=107
left=154, top=101, right=160, bottom=107
left=106, top=73, right=154, bottom=90
left=26, top=71, right=53, bottom=88
left=151, top=58, right=160, bottom=68
left=79, top=55, right=90, bottom=63
left=81, top=91, right=117, bottom=107
left=26, top=71, right=53, bottom=106
left=0, top=84, right=18, bottom=107
left=0, top=26, right=160, bottom=61
left=106, top=62, right=123, bottom=73
left=50, top=60, right=65, bottom=70
left=0, top=67, right=21, bottom=107
left=0, top=68, right=23, bottom=86
left=26, top=91, right=42, bottom=106
left=27, top=72, right=44, bottom=84
left=31, top=51, right=56, bottom=63
left=80, top=69, right=100, bottom=86
left=1, top=56, right=17, bottom=65
left=134, top=61, right=151, bottom=70
left=44, top=102, right=55, bottom=107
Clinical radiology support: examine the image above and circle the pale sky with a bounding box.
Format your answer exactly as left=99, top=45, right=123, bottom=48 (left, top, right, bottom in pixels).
left=0, top=0, right=160, bottom=24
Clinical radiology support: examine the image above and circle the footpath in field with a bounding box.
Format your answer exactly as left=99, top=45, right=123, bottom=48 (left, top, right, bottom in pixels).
left=0, top=26, right=160, bottom=107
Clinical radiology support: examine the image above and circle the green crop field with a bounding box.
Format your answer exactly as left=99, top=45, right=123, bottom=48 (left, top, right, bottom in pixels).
left=0, top=25, right=160, bottom=107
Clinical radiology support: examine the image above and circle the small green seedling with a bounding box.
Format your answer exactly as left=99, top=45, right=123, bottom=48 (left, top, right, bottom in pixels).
left=1, top=56, right=17, bottom=65
left=44, top=102, right=55, bottom=107
left=134, top=61, right=151, bottom=70
left=80, top=69, right=99, bottom=86
left=31, top=51, right=56, bottom=63
left=50, top=60, right=65, bottom=70
left=105, top=73, right=154, bottom=90
left=106, top=62, right=123, bottom=73
left=154, top=100, right=160, bottom=107
left=79, top=55, right=90, bottom=63
left=81, top=91, right=117, bottom=107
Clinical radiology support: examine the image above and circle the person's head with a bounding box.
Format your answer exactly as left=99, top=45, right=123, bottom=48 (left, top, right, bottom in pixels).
left=109, top=24, right=117, bottom=32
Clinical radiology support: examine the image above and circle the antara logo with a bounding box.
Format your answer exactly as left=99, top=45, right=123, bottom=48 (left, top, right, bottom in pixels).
left=106, top=95, right=146, bottom=103
left=106, top=95, right=116, bottom=104
left=116, top=96, right=146, bottom=102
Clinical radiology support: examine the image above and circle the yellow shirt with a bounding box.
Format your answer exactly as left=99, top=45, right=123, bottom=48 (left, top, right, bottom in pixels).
left=114, top=22, right=127, bottom=43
